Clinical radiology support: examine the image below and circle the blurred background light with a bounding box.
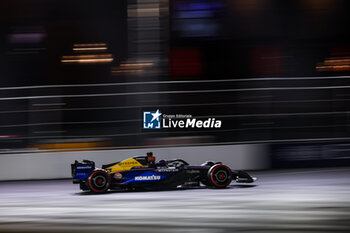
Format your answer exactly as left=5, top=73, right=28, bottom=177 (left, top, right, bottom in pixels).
left=0, top=0, right=349, bottom=154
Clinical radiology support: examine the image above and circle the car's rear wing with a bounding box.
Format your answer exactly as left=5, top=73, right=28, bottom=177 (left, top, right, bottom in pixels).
left=71, top=160, right=95, bottom=183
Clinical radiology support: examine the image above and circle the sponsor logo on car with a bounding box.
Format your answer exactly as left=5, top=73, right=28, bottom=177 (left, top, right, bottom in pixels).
left=76, top=172, right=89, bottom=176
left=135, top=175, right=161, bottom=181
left=114, top=173, right=122, bottom=180
left=157, top=168, right=179, bottom=172
left=76, top=165, right=93, bottom=169
left=186, top=170, right=200, bottom=174
left=120, top=161, right=139, bottom=165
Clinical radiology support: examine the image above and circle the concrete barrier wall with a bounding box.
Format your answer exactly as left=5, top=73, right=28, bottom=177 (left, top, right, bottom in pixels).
left=0, top=144, right=270, bottom=181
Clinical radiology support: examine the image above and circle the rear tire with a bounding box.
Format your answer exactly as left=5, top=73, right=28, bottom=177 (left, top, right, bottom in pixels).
left=208, top=165, right=232, bottom=188
left=88, top=170, right=111, bottom=193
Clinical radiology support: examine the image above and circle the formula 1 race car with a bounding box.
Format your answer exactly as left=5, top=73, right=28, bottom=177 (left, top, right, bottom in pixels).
left=71, top=152, right=256, bottom=193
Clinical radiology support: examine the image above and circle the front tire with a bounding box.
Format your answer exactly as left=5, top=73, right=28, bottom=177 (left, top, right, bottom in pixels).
left=88, top=170, right=111, bottom=193
left=208, top=165, right=232, bottom=188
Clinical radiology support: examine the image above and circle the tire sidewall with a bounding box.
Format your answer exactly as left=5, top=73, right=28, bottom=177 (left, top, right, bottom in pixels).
left=208, top=164, right=232, bottom=188
left=88, top=170, right=111, bottom=193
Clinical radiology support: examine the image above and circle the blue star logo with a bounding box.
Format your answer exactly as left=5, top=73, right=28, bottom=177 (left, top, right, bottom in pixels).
left=143, top=110, right=162, bottom=129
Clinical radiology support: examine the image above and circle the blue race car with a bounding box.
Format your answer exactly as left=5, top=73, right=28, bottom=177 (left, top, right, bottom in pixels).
left=71, top=152, right=256, bottom=193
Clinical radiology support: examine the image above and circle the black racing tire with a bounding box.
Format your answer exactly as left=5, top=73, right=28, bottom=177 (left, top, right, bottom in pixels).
left=208, top=164, right=232, bottom=188
left=88, top=170, right=111, bottom=193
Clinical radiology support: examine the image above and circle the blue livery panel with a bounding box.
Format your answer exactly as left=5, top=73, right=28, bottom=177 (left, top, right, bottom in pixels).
left=74, top=164, right=94, bottom=180
left=122, top=171, right=166, bottom=184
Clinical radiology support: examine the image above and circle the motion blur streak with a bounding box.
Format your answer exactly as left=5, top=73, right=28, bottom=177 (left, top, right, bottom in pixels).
left=61, top=58, right=114, bottom=64
left=317, top=57, right=350, bottom=72
left=61, top=54, right=114, bottom=64
left=0, top=0, right=350, bottom=232
left=0, top=168, right=350, bottom=232
left=72, top=47, right=108, bottom=51
left=73, top=43, right=108, bottom=52
left=4, top=74, right=350, bottom=149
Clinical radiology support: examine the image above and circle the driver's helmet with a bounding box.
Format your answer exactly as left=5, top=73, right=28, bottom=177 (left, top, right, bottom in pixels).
left=146, top=152, right=156, bottom=163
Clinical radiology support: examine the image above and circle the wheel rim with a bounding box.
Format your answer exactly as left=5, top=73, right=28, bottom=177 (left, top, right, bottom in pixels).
left=216, top=171, right=227, bottom=181
left=88, top=171, right=110, bottom=193
left=209, top=165, right=232, bottom=188
left=94, top=175, right=106, bottom=188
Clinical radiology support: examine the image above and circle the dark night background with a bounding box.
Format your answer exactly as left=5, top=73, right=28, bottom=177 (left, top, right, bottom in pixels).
left=0, top=0, right=350, bottom=156
left=2, top=2, right=350, bottom=233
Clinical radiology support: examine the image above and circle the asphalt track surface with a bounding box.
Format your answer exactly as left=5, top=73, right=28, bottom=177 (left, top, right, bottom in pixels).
left=0, top=168, right=350, bottom=233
